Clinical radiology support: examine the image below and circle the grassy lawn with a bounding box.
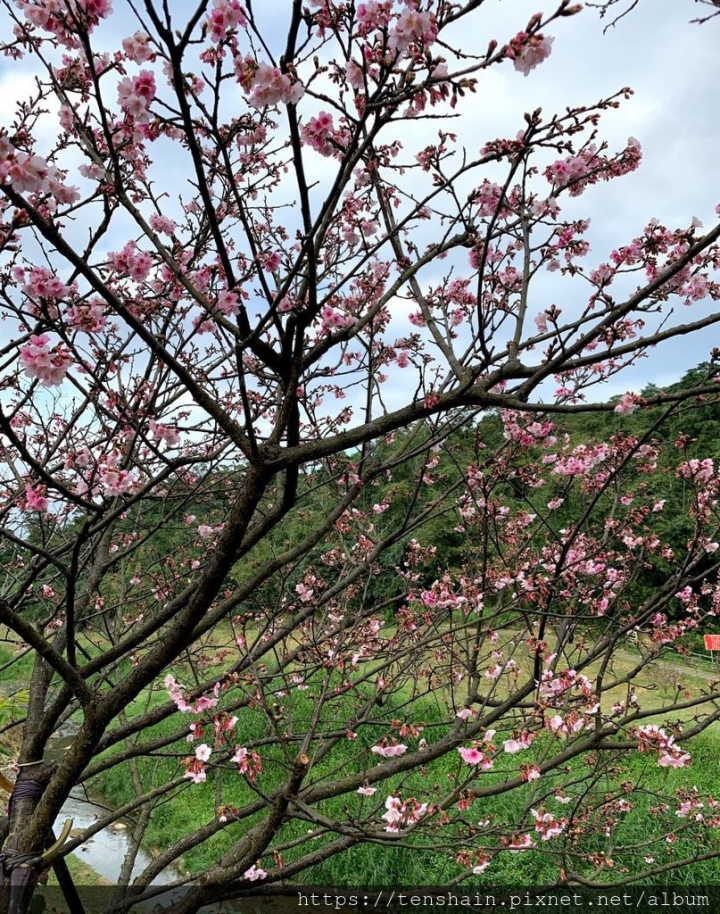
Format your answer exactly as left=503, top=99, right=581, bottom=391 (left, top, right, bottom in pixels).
left=47, top=855, right=112, bottom=887
left=2, top=627, right=720, bottom=888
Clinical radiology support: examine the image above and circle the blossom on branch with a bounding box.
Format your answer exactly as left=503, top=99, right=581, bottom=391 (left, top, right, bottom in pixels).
left=19, top=335, right=72, bottom=386
left=506, top=32, right=554, bottom=77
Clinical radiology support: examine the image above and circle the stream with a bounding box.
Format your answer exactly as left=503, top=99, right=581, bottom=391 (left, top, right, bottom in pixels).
left=59, top=789, right=176, bottom=886
left=6, top=709, right=293, bottom=911
left=55, top=791, right=252, bottom=912
left=54, top=793, right=305, bottom=914
left=47, top=722, right=179, bottom=887
left=49, top=738, right=257, bottom=912
left=54, top=789, right=311, bottom=913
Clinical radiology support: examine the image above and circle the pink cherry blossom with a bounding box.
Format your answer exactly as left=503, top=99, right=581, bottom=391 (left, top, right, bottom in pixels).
left=636, top=725, right=692, bottom=768
left=216, top=289, right=240, bottom=316
left=357, top=785, right=377, bottom=796
left=320, top=304, right=351, bottom=333
left=658, top=749, right=691, bottom=768
left=615, top=392, right=638, bottom=415
left=195, top=743, right=212, bottom=762
left=371, top=743, right=408, bottom=758
left=232, top=746, right=262, bottom=780
left=507, top=32, right=554, bottom=77
left=458, top=746, right=483, bottom=765
left=522, top=765, right=542, bottom=782
left=346, top=59, right=364, bottom=90
left=295, top=582, right=314, bottom=602
left=183, top=758, right=207, bottom=783
left=301, top=111, right=336, bottom=156
left=388, top=8, right=437, bottom=55
left=18, top=265, right=70, bottom=301
left=20, top=335, right=73, bottom=386
left=25, top=484, right=49, bottom=513
left=206, top=0, right=247, bottom=41
left=149, top=213, right=176, bottom=235
left=507, top=833, right=536, bottom=851
left=99, top=466, right=136, bottom=497
left=6, top=153, right=50, bottom=193
left=474, top=180, right=503, bottom=218
left=165, top=675, right=193, bottom=713
left=66, top=299, right=106, bottom=333
left=457, top=746, right=493, bottom=769
left=248, top=63, right=304, bottom=107
left=149, top=420, right=180, bottom=448
left=677, top=458, right=714, bottom=483
left=117, top=70, right=156, bottom=122
left=109, top=241, right=154, bottom=281
left=381, top=795, right=428, bottom=832
left=0, top=138, right=79, bottom=202
left=243, top=864, right=267, bottom=882
left=532, top=809, right=566, bottom=841
left=122, top=31, right=153, bottom=62
left=356, top=1, right=391, bottom=36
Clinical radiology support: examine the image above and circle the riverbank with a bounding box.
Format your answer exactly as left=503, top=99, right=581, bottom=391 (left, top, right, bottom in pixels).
left=0, top=730, right=173, bottom=888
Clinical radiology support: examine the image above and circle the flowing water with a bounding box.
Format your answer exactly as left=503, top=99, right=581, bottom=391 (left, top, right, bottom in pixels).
left=46, top=720, right=184, bottom=890
left=59, top=789, right=177, bottom=885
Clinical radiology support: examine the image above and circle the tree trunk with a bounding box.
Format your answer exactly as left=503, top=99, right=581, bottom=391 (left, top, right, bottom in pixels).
left=0, top=764, right=56, bottom=914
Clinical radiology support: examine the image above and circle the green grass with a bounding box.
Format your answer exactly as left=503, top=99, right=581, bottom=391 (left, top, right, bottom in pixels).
left=88, top=674, right=720, bottom=889
left=5, top=632, right=720, bottom=888
left=47, top=854, right=112, bottom=887
left=92, top=684, right=394, bottom=874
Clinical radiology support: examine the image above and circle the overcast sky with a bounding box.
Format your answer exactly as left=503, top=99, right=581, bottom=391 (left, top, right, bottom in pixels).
left=208, top=0, right=719, bottom=400
left=458, top=0, right=720, bottom=395
left=0, top=0, right=718, bottom=403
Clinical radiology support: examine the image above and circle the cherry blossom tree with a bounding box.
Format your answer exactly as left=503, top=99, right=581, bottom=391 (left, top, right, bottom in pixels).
left=0, top=1, right=720, bottom=912
left=589, top=0, right=720, bottom=28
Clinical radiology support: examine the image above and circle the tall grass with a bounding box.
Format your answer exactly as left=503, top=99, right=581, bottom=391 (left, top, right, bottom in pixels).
left=91, top=680, right=720, bottom=888
left=3, top=637, right=720, bottom=888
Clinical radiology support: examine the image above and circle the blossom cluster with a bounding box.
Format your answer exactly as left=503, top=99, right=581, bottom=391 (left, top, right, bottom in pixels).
left=635, top=725, right=692, bottom=769
left=232, top=746, right=262, bottom=781
left=387, top=7, right=437, bottom=54
left=0, top=136, right=79, bottom=203
left=117, top=70, right=157, bottom=122
left=234, top=57, right=305, bottom=107
left=19, top=335, right=73, bottom=386
left=108, top=241, right=154, bottom=282
left=66, top=299, right=107, bottom=333
left=381, top=795, right=428, bottom=833
left=545, top=137, right=642, bottom=197
left=206, top=0, right=247, bottom=42
left=531, top=808, right=567, bottom=841
left=301, top=112, right=341, bottom=157
left=184, top=744, right=213, bottom=783
left=16, top=0, right=113, bottom=47
left=165, top=675, right=220, bottom=715
left=505, top=32, right=554, bottom=77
